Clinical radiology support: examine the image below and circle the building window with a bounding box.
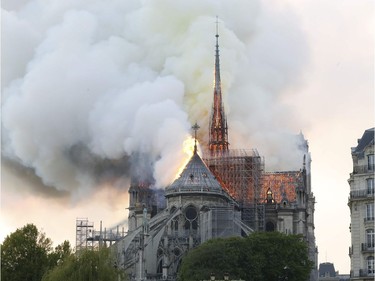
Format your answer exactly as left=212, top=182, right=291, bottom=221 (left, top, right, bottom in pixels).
left=173, top=247, right=181, bottom=257
left=184, top=205, right=198, bottom=231
left=367, top=256, right=374, bottom=275
left=171, top=219, right=178, bottom=231
left=157, top=259, right=163, bottom=274
left=265, top=221, right=275, bottom=232
left=366, top=203, right=374, bottom=221
left=366, top=229, right=375, bottom=248
left=368, top=154, right=374, bottom=171
left=367, top=178, right=374, bottom=195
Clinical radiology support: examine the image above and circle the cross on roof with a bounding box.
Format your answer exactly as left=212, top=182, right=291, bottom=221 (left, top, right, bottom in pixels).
left=192, top=122, right=200, bottom=154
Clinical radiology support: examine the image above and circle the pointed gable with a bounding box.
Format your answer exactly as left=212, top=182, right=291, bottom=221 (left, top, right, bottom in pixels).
left=165, top=153, right=226, bottom=196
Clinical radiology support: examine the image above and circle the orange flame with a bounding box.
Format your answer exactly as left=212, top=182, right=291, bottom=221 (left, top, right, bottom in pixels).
left=174, top=136, right=196, bottom=180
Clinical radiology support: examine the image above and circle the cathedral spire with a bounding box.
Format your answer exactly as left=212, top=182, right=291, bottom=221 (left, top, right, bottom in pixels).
left=209, top=17, right=229, bottom=154
left=214, top=17, right=221, bottom=94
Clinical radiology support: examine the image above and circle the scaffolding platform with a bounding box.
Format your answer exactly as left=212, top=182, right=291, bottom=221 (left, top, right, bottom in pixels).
left=204, top=149, right=265, bottom=231
left=75, top=218, right=127, bottom=252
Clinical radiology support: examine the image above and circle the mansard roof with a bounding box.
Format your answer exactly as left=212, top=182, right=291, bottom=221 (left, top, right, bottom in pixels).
left=165, top=152, right=228, bottom=198
left=352, top=127, right=374, bottom=154
left=319, top=262, right=336, bottom=277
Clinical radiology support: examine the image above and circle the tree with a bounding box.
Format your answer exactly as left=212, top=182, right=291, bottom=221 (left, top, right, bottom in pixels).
left=178, top=232, right=313, bottom=281
left=42, top=247, right=125, bottom=281
left=1, top=224, right=53, bottom=281
left=47, top=240, right=73, bottom=268
left=177, top=237, right=245, bottom=281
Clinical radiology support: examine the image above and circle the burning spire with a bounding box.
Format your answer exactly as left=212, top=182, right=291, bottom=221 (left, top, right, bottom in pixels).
left=209, top=17, right=229, bottom=154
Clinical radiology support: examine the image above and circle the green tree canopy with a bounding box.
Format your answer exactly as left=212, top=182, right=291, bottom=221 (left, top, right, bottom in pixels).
left=1, top=223, right=122, bottom=281
left=48, top=240, right=72, bottom=268
left=42, top=247, right=124, bottom=281
left=1, top=223, right=53, bottom=281
left=178, top=232, right=313, bottom=281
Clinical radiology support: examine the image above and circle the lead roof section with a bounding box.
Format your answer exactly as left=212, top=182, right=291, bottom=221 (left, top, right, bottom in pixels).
left=165, top=152, right=226, bottom=196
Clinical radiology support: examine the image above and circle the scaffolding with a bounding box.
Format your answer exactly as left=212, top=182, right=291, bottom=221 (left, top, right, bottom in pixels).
left=76, top=218, right=127, bottom=252
left=76, top=218, right=94, bottom=252
left=204, top=149, right=265, bottom=231
left=204, top=149, right=263, bottom=204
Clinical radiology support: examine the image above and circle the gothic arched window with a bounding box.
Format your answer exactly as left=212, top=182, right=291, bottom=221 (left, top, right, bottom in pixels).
left=170, top=206, right=179, bottom=232
left=184, top=205, right=198, bottom=231
left=157, top=259, right=163, bottom=274
left=265, top=221, right=275, bottom=232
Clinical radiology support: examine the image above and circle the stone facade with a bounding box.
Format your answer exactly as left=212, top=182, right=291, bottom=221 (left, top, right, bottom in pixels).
left=113, top=152, right=242, bottom=280
left=112, top=145, right=317, bottom=281
left=348, top=128, right=375, bottom=281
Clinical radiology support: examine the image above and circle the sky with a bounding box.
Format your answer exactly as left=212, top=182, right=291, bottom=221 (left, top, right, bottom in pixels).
left=1, top=0, right=374, bottom=274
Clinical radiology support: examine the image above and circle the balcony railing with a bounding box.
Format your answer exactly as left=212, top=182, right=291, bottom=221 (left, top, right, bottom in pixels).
left=353, top=164, right=375, bottom=174
left=364, top=217, right=375, bottom=223
left=361, top=243, right=375, bottom=252
left=359, top=269, right=375, bottom=277
left=350, top=189, right=375, bottom=199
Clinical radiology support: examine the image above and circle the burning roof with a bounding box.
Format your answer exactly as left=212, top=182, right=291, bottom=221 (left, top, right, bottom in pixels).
left=260, top=171, right=304, bottom=204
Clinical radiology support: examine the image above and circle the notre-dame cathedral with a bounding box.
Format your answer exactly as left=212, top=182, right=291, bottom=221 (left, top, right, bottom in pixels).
left=112, top=30, right=317, bottom=281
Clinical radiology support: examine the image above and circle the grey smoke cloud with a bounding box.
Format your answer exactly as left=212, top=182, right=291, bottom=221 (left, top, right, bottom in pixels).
left=2, top=0, right=309, bottom=198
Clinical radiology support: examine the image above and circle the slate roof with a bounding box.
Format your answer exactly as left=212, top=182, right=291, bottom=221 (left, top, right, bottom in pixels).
left=353, top=127, right=374, bottom=154
left=165, top=152, right=228, bottom=197
left=319, top=262, right=336, bottom=277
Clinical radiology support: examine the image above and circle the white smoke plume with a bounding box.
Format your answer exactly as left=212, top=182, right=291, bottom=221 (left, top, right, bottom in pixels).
left=2, top=0, right=309, bottom=198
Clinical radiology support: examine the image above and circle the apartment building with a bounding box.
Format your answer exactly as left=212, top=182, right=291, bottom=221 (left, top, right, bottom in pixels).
left=348, top=128, right=374, bottom=280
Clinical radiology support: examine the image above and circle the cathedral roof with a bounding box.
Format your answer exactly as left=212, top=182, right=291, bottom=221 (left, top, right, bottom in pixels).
left=165, top=152, right=228, bottom=197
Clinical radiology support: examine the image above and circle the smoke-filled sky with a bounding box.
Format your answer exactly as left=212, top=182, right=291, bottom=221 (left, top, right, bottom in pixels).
left=1, top=0, right=373, bottom=274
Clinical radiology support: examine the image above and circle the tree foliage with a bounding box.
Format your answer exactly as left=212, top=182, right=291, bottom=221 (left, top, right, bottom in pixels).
left=178, top=232, right=313, bottom=281
left=1, top=223, right=122, bottom=281
left=1, top=224, right=53, bottom=281
left=48, top=240, right=73, bottom=268
left=42, top=248, right=124, bottom=281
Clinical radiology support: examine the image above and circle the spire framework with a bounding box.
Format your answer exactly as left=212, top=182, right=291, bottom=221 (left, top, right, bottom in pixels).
left=209, top=18, right=229, bottom=154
